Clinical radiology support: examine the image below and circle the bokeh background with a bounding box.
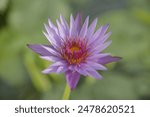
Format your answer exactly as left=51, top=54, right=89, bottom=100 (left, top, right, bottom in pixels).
left=0, top=0, right=150, bottom=99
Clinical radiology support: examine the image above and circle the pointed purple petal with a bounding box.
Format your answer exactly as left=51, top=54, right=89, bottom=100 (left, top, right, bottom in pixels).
left=88, top=24, right=109, bottom=46
left=87, top=25, right=103, bottom=45
left=98, top=55, right=122, bottom=65
left=60, top=15, right=69, bottom=36
left=100, top=31, right=112, bottom=43
left=75, top=13, right=82, bottom=34
left=48, top=18, right=58, bottom=34
left=69, top=14, right=76, bottom=37
left=56, top=66, right=68, bottom=73
left=92, top=31, right=112, bottom=46
left=96, top=40, right=112, bottom=52
left=86, top=68, right=102, bottom=79
left=42, top=66, right=58, bottom=74
left=79, top=16, right=89, bottom=39
left=27, top=44, right=52, bottom=56
left=56, top=19, right=66, bottom=38
left=65, top=71, right=80, bottom=90
left=43, top=31, right=55, bottom=45
left=101, top=24, right=109, bottom=34
left=80, top=63, right=103, bottom=79
left=86, top=61, right=107, bottom=70
left=94, top=24, right=109, bottom=41
left=42, top=62, right=68, bottom=74
left=75, top=64, right=88, bottom=76
left=75, top=68, right=88, bottom=76
left=92, top=25, right=103, bottom=40
left=68, top=65, right=76, bottom=71
left=50, top=61, right=67, bottom=67
left=44, top=24, right=61, bottom=46
left=89, top=40, right=112, bottom=54
left=40, top=56, right=61, bottom=62
left=68, top=65, right=85, bottom=75
left=87, top=18, right=98, bottom=40
left=41, top=45, right=61, bottom=57
left=87, top=53, right=110, bottom=60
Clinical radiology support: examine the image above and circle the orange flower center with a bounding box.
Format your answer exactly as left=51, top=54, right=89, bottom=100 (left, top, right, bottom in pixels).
left=70, top=46, right=80, bottom=53
left=61, top=39, right=88, bottom=64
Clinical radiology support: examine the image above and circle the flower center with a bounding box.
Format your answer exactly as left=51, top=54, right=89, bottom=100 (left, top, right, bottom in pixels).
left=70, top=46, right=80, bottom=53
left=61, top=39, right=88, bottom=64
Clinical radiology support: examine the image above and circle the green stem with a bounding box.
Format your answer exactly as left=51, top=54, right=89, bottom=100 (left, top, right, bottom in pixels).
left=62, top=84, right=71, bottom=100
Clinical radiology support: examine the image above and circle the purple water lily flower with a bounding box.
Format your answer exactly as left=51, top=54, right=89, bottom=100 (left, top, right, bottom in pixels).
left=27, top=14, right=121, bottom=90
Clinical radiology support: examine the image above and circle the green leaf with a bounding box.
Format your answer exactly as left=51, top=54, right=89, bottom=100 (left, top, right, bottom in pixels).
left=24, top=52, right=51, bottom=92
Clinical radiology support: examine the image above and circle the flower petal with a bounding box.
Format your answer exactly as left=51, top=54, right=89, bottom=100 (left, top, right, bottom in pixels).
left=79, top=16, right=89, bottom=39
left=67, top=64, right=88, bottom=76
left=56, top=19, right=66, bottom=39
left=75, top=13, right=82, bottom=34
left=80, top=63, right=103, bottom=79
left=70, top=14, right=76, bottom=37
left=87, top=24, right=109, bottom=46
left=41, top=45, right=61, bottom=57
left=42, top=66, right=58, bottom=74
left=86, top=61, right=107, bottom=70
left=75, top=65, right=89, bottom=76
left=60, top=15, right=69, bottom=36
left=91, top=31, right=112, bottom=47
left=50, top=61, right=67, bottom=67
left=97, top=40, right=112, bottom=52
left=56, top=66, right=68, bottom=73
left=86, top=17, right=98, bottom=40
left=65, top=71, right=80, bottom=90
left=87, top=53, right=110, bottom=60
left=86, top=67, right=102, bottom=79
left=44, top=24, right=61, bottom=46
left=100, top=24, right=109, bottom=36
left=92, top=25, right=103, bottom=40
left=90, top=40, right=112, bottom=54
left=48, top=18, right=58, bottom=34
left=100, top=31, right=112, bottom=43
left=27, top=44, right=52, bottom=56
left=87, top=25, right=103, bottom=45
left=40, top=56, right=61, bottom=62
left=94, top=24, right=109, bottom=41
left=42, top=62, right=68, bottom=74
left=98, top=55, right=122, bottom=65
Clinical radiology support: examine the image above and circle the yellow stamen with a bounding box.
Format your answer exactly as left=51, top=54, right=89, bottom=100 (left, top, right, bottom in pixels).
left=70, top=46, right=80, bottom=53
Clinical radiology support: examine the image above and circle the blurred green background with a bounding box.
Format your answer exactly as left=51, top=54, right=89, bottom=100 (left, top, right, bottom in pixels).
left=0, top=0, right=150, bottom=99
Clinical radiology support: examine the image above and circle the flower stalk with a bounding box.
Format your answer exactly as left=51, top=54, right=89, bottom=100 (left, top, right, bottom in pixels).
left=62, top=83, right=71, bottom=100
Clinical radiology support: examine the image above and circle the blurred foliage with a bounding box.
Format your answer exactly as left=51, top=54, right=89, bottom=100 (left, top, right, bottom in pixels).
left=0, top=0, right=150, bottom=99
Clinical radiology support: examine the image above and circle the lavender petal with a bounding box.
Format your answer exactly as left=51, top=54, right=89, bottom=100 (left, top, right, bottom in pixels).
left=79, top=16, right=89, bottom=39
left=86, top=61, right=107, bottom=70
left=75, top=13, right=82, bottom=34
left=86, top=18, right=98, bottom=40
left=80, top=63, right=103, bottom=79
left=65, top=71, right=80, bottom=90
left=70, top=14, right=76, bottom=37
left=60, top=15, right=69, bottom=36
left=98, top=55, right=122, bottom=65
left=48, top=18, right=58, bottom=35
left=40, top=56, right=61, bottom=62
left=86, top=68, right=102, bottom=79
left=42, top=66, right=58, bottom=74
left=27, top=44, right=52, bottom=56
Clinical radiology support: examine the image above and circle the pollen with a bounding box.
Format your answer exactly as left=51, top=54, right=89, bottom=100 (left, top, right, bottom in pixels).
left=70, top=46, right=80, bottom=53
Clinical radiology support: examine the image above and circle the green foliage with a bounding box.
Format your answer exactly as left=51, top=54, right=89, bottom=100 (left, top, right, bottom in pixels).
left=0, top=0, right=9, bottom=13
left=0, top=0, right=150, bottom=99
